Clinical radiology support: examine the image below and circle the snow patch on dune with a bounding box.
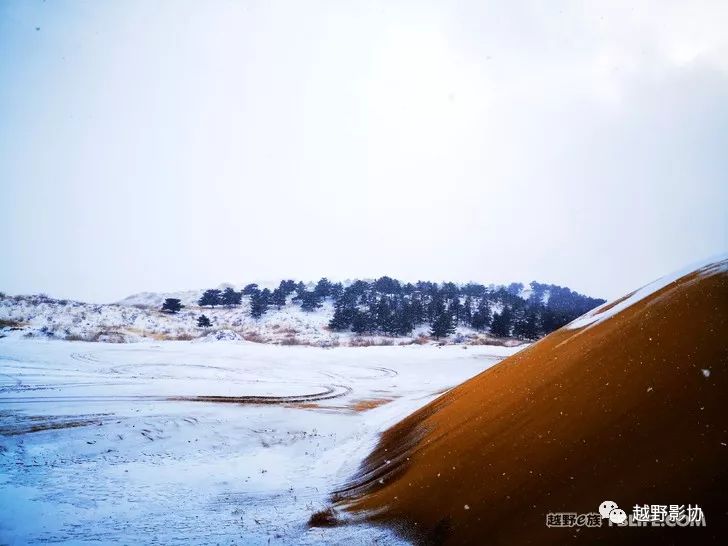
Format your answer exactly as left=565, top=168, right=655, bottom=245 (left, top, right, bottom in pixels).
left=567, top=254, right=728, bottom=331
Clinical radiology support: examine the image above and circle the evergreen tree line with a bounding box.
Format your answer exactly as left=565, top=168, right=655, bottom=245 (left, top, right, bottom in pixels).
left=189, top=277, right=605, bottom=341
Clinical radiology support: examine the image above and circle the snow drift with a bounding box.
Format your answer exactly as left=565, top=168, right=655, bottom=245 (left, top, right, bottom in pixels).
left=328, top=256, right=728, bottom=544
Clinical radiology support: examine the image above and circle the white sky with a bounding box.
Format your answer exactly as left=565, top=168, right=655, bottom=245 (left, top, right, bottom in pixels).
left=1, top=0, right=727, bottom=302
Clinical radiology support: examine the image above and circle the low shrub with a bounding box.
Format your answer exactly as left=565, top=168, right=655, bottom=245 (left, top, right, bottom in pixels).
left=0, top=319, right=22, bottom=329
left=308, top=508, right=338, bottom=527
left=349, top=337, right=394, bottom=347
left=65, top=333, right=92, bottom=342
left=242, top=331, right=266, bottom=343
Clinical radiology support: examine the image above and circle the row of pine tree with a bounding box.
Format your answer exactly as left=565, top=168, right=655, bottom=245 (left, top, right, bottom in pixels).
left=161, top=277, right=604, bottom=341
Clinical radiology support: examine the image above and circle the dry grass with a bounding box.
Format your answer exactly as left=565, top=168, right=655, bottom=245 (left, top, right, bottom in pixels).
left=0, top=416, right=104, bottom=436
left=348, top=337, right=374, bottom=347
left=468, top=334, right=523, bottom=347
left=399, top=335, right=430, bottom=346
left=242, top=331, right=266, bottom=343
left=90, top=331, right=127, bottom=343
left=168, top=332, right=195, bottom=341
left=286, top=402, right=322, bottom=410
left=348, top=398, right=395, bottom=412
left=279, top=335, right=302, bottom=346
left=349, top=337, right=395, bottom=347
left=0, top=318, right=23, bottom=329
left=117, top=327, right=168, bottom=341
left=65, top=333, right=92, bottom=342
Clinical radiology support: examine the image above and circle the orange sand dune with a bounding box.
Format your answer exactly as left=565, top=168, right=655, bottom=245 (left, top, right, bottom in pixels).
left=329, top=259, right=728, bottom=544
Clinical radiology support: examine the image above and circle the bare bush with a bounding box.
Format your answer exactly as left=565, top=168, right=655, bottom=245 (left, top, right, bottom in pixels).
left=91, top=331, right=126, bottom=343
left=349, top=337, right=394, bottom=347
left=349, top=337, right=374, bottom=347
left=0, top=319, right=22, bottom=329
left=308, top=508, right=338, bottom=527
left=242, top=331, right=266, bottom=343
left=65, top=333, right=93, bottom=342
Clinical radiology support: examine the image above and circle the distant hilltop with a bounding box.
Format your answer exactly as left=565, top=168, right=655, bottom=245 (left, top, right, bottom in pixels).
left=0, top=277, right=605, bottom=346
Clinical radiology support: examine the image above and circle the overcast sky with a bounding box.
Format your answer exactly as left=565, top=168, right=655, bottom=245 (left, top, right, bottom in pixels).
left=1, top=0, right=726, bottom=302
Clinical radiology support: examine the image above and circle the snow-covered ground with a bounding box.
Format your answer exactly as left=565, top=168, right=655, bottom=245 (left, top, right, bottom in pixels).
left=0, top=338, right=521, bottom=545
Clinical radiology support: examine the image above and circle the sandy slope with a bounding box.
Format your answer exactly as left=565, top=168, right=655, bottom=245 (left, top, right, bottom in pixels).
left=331, top=258, right=728, bottom=545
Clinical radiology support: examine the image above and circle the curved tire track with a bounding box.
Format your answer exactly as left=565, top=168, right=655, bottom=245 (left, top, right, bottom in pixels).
left=0, top=384, right=353, bottom=406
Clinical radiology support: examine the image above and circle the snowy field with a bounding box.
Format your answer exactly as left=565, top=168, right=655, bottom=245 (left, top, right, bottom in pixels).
left=0, top=339, right=520, bottom=545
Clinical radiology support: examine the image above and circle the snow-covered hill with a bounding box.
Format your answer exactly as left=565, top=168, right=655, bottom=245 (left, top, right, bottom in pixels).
left=117, top=279, right=288, bottom=308
left=0, top=292, right=519, bottom=347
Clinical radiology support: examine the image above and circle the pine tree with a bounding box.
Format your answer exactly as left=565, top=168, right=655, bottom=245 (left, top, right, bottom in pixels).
left=462, top=296, right=473, bottom=326
left=449, top=297, right=462, bottom=326
left=221, top=287, right=242, bottom=307
left=374, top=276, right=401, bottom=294
left=300, top=291, right=323, bottom=312
left=242, top=283, right=259, bottom=296
left=490, top=307, right=513, bottom=338
left=428, top=293, right=446, bottom=323
left=249, top=289, right=269, bottom=319
left=198, top=289, right=222, bottom=308
left=373, top=297, right=395, bottom=334
left=292, top=281, right=307, bottom=301
left=393, top=301, right=415, bottom=336
left=430, top=311, right=454, bottom=339
left=540, top=307, right=562, bottom=334
left=161, top=298, right=183, bottom=314
left=279, top=280, right=297, bottom=295
left=351, top=310, right=370, bottom=335
left=330, top=282, right=344, bottom=300
left=507, top=282, right=524, bottom=296
left=409, top=297, right=425, bottom=325
left=270, top=288, right=287, bottom=309
left=441, top=282, right=459, bottom=300
left=348, top=280, right=369, bottom=302
left=314, top=278, right=332, bottom=298
left=329, top=304, right=354, bottom=331
left=197, top=314, right=212, bottom=327
left=471, top=299, right=492, bottom=331
left=514, top=308, right=539, bottom=340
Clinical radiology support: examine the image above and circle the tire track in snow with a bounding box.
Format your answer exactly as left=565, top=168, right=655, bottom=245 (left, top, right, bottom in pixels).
left=0, top=384, right=353, bottom=406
